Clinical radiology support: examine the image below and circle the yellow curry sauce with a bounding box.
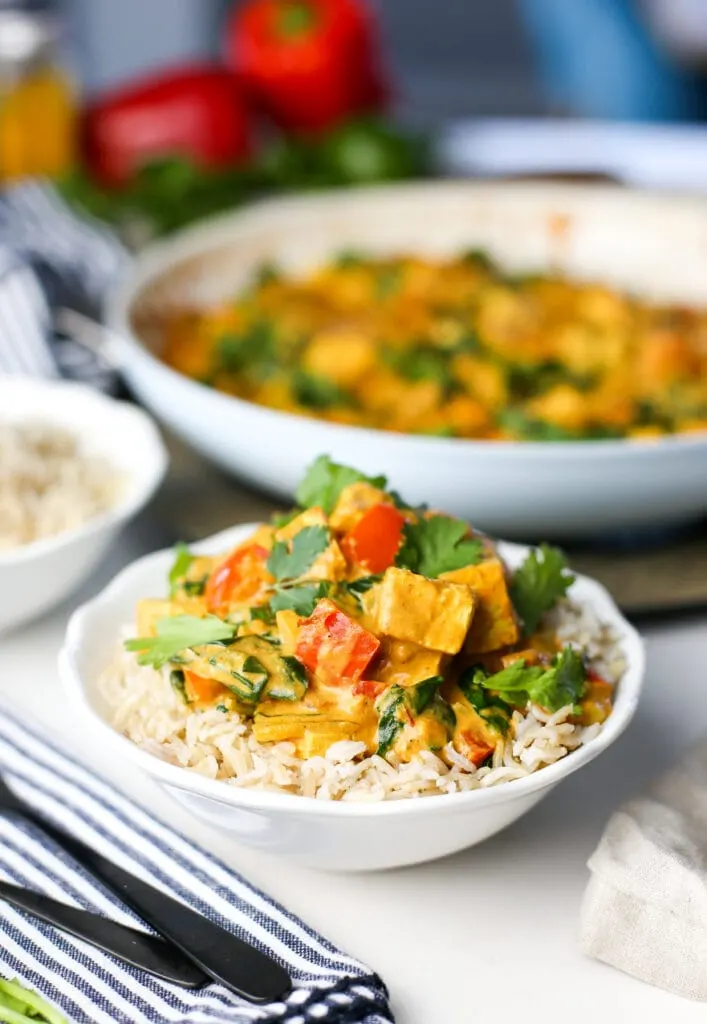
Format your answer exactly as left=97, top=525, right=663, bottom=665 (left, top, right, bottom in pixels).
left=161, top=251, right=707, bottom=440
left=126, top=459, right=613, bottom=767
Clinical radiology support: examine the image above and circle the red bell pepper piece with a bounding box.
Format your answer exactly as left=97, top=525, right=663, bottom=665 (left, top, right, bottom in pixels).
left=82, top=64, right=253, bottom=188
left=226, top=0, right=388, bottom=134
left=341, top=503, right=405, bottom=574
left=351, top=678, right=387, bottom=701
left=296, top=598, right=380, bottom=686
left=205, top=544, right=271, bottom=614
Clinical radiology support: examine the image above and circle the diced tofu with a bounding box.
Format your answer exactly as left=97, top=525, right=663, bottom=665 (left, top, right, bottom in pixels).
left=275, top=609, right=300, bottom=655
left=303, top=328, right=376, bottom=387
left=275, top=506, right=347, bottom=582
left=375, top=567, right=476, bottom=654
left=275, top=507, right=328, bottom=541
left=135, top=599, right=205, bottom=637
left=375, top=638, right=448, bottom=686
left=329, top=481, right=389, bottom=533
left=442, top=558, right=519, bottom=653
left=500, top=648, right=545, bottom=669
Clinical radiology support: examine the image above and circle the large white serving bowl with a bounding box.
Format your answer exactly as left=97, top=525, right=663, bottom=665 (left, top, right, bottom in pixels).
left=105, top=181, right=707, bottom=540
left=0, top=378, right=168, bottom=634
left=59, top=522, right=645, bottom=872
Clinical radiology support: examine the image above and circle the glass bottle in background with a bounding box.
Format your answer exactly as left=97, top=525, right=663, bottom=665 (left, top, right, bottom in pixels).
left=0, top=0, right=76, bottom=182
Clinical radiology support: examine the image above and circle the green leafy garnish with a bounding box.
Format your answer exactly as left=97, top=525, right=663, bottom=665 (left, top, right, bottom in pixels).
left=376, top=264, right=403, bottom=299
left=0, top=977, right=68, bottom=1024
left=125, top=615, right=236, bottom=669
left=474, top=647, right=587, bottom=713
left=375, top=678, right=442, bottom=756
left=168, top=542, right=193, bottom=597
left=270, top=581, right=330, bottom=617
left=295, top=456, right=387, bottom=514
left=458, top=669, right=512, bottom=734
left=292, top=370, right=352, bottom=410
left=395, top=516, right=483, bottom=578
left=510, top=543, right=575, bottom=635
left=383, top=345, right=456, bottom=393
left=338, top=575, right=382, bottom=608
left=267, top=525, right=330, bottom=582
left=169, top=669, right=189, bottom=704
left=461, top=248, right=497, bottom=272
left=252, top=261, right=281, bottom=288
left=215, top=320, right=277, bottom=380
left=228, top=655, right=270, bottom=704
left=250, top=605, right=276, bottom=625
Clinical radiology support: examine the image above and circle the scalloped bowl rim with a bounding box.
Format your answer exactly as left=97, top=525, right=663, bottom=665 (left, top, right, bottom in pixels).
left=59, top=522, right=646, bottom=819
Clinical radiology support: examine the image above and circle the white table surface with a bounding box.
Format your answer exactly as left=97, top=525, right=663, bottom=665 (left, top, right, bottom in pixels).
left=1, top=508, right=705, bottom=1024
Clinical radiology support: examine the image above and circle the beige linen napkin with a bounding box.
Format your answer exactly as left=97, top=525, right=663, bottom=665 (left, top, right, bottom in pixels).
left=580, top=741, right=707, bottom=1000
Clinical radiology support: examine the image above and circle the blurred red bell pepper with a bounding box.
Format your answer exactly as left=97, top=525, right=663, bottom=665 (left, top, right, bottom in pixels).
left=226, top=0, right=388, bottom=134
left=82, top=64, right=253, bottom=188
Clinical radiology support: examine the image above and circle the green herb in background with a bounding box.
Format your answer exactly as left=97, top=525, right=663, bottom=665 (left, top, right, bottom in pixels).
left=58, top=119, right=430, bottom=245
left=0, top=978, right=67, bottom=1024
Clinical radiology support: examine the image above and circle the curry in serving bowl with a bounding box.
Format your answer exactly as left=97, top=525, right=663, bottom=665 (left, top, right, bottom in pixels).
left=161, top=250, right=707, bottom=441
left=101, top=457, right=626, bottom=801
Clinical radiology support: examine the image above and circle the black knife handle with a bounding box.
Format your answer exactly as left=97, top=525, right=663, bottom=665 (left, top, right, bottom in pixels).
left=0, top=881, right=207, bottom=988
left=19, top=811, right=291, bottom=1004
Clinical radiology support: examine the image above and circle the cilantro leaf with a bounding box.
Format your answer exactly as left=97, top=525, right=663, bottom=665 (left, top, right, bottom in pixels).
left=510, top=544, right=575, bottom=635
left=395, top=516, right=483, bottom=578
left=338, top=575, right=382, bottom=609
left=295, top=456, right=387, bottom=514
left=292, top=371, right=353, bottom=410
left=270, top=582, right=330, bottom=617
left=168, top=542, right=193, bottom=598
left=250, top=605, right=276, bottom=625
left=267, top=525, right=330, bottom=582
left=125, top=615, right=236, bottom=669
left=475, top=646, right=587, bottom=713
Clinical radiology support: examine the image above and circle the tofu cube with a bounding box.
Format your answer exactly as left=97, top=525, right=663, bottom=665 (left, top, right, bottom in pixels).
left=329, top=481, right=389, bottom=534
left=375, top=567, right=475, bottom=654
left=442, top=558, right=519, bottom=653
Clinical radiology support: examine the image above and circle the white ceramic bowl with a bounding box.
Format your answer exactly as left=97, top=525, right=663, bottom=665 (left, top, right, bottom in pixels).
left=105, top=180, right=707, bottom=540
left=59, top=522, right=645, bottom=872
left=0, top=378, right=168, bottom=634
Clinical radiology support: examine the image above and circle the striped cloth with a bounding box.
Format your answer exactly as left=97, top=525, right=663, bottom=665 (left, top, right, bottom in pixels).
left=0, top=180, right=129, bottom=393
left=0, top=708, right=393, bottom=1024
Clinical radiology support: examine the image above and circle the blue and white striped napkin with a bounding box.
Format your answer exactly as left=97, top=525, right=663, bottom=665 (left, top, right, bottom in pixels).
left=0, top=180, right=129, bottom=392
left=0, top=708, right=393, bottom=1024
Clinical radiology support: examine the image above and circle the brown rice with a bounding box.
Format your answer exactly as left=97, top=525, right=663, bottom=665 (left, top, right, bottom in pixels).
left=0, top=422, right=119, bottom=551
left=100, top=598, right=626, bottom=802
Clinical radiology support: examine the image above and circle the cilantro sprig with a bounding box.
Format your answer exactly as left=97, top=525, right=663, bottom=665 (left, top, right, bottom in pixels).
left=510, top=544, right=575, bottom=635
left=125, top=615, right=236, bottom=669
left=295, top=456, right=387, bottom=514
left=395, top=516, right=483, bottom=578
left=265, top=525, right=332, bottom=617
left=469, top=646, right=587, bottom=713
left=168, top=542, right=193, bottom=597
left=267, top=525, right=329, bottom=582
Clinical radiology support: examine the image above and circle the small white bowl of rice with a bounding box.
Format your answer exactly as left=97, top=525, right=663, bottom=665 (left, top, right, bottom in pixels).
left=0, top=378, right=168, bottom=634
left=59, top=523, right=645, bottom=872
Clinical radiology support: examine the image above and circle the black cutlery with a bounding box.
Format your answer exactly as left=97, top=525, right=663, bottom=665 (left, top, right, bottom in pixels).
left=0, top=774, right=292, bottom=1004
left=0, top=880, right=207, bottom=988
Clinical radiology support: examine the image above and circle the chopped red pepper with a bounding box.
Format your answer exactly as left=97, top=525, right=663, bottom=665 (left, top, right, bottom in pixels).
left=351, top=678, right=387, bottom=701
left=205, top=544, right=271, bottom=614
left=296, top=598, right=380, bottom=686
left=226, top=0, right=388, bottom=134
left=341, top=503, right=405, bottom=574
left=82, top=64, right=253, bottom=188
left=456, top=732, right=495, bottom=767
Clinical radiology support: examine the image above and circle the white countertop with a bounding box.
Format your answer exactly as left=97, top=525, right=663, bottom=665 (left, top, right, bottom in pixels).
left=1, top=509, right=705, bottom=1024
